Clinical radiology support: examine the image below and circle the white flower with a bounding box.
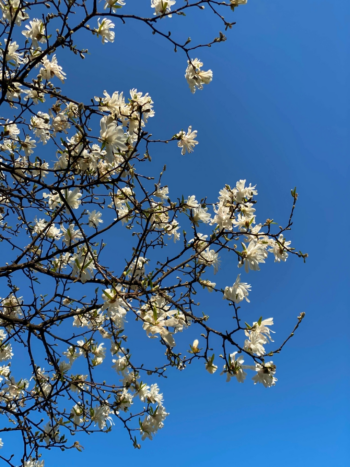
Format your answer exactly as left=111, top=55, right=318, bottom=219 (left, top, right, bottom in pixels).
left=230, top=0, right=248, bottom=11
left=95, top=18, right=115, bottom=44
left=199, top=279, right=216, bottom=292
left=0, top=330, right=13, bottom=361
left=252, top=361, right=277, bottom=388
left=40, top=55, right=66, bottom=82
left=2, top=40, right=25, bottom=66
left=191, top=339, right=200, bottom=353
left=30, top=112, right=51, bottom=144
left=22, top=19, right=46, bottom=48
left=221, top=352, right=252, bottom=383
left=64, top=188, right=82, bottom=210
left=104, top=0, right=125, bottom=12
left=165, top=220, right=180, bottom=243
left=61, top=224, right=83, bottom=245
left=1, top=0, right=29, bottom=25
left=112, top=355, right=129, bottom=376
left=30, top=161, right=49, bottom=179
left=101, top=286, right=127, bottom=326
left=3, top=120, right=20, bottom=139
left=239, top=241, right=268, bottom=273
left=87, top=210, right=103, bottom=228
left=71, top=404, right=84, bottom=426
left=23, top=460, right=44, bottom=467
left=233, top=179, right=258, bottom=203
left=127, top=257, right=147, bottom=281
left=70, top=250, right=96, bottom=283
left=51, top=112, right=70, bottom=136
left=205, top=357, right=218, bottom=374
left=117, top=388, right=133, bottom=412
left=24, top=85, right=45, bottom=104
left=269, top=234, right=291, bottom=262
left=151, top=0, right=176, bottom=17
left=198, top=248, right=220, bottom=274
left=0, top=294, right=23, bottom=322
left=249, top=317, right=275, bottom=343
left=154, top=186, right=169, bottom=200
left=177, top=126, right=198, bottom=155
left=100, top=116, right=128, bottom=162
left=33, top=218, right=62, bottom=240
left=91, top=405, right=113, bottom=429
left=185, top=58, right=213, bottom=94
left=191, top=206, right=211, bottom=225
left=223, top=275, right=251, bottom=303
left=244, top=332, right=266, bottom=356
left=91, top=342, right=106, bottom=366
left=43, top=422, right=60, bottom=445
left=244, top=318, right=275, bottom=356
left=140, top=296, right=188, bottom=348
left=211, top=203, right=233, bottom=230
left=185, top=195, right=199, bottom=209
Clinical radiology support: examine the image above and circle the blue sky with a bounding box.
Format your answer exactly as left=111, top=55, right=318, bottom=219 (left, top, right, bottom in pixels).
left=5, top=0, right=350, bottom=465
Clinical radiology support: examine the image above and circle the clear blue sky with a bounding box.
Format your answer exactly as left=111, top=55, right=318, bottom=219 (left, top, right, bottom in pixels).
left=11, top=0, right=350, bottom=465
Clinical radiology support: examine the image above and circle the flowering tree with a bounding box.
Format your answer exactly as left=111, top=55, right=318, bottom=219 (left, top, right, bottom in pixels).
left=0, top=1, right=307, bottom=466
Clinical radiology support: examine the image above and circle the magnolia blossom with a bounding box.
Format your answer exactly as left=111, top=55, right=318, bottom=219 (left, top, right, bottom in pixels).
left=269, top=234, right=291, bottom=262
left=200, top=279, right=216, bottom=292
left=0, top=330, right=13, bottom=361
left=140, top=296, right=188, bottom=347
left=185, top=195, right=200, bottom=209
left=3, top=120, right=20, bottom=139
left=112, top=354, right=129, bottom=376
left=154, top=186, right=169, bottom=200
left=2, top=40, right=25, bottom=66
left=151, top=0, right=176, bottom=17
left=87, top=210, right=103, bottom=228
left=252, top=362, right=277, bottom=388
left=233, top=179, right=258, bottom=203
left=71, top=404, right=84, bottom=426
left=117, top=388, right=133, bottom=412
left=205, top=356, right=218, bottom=374
left=244, top=318, right=275, bottom=356
left=104, top=0, right=126, bottom=12
left=198, top=248, right=220, bottom=274
left=40, top=55, right=66, bottom=82
left=211, top=203, right=234, bottom=230
left=177, top=126, right=198, bottom=155
left=140, top=404, right=168, bottom=440
left=100, top=116, right=128, bottom=162
left=23, top=460, right=44, bottom=467
left=91, top=405, right=113, bottom=429
left=43, top=422, right=60, bottom=445
left=221, top=352, right=253, bottom=383
left=70, top=250, right=96, bottom=283
left=185, top=58, right=213, bottom=93
left=22, top=19, right=46, bottom=48
left=95, top=18, right=115, bottom=44
left=64, top=188, right=82, bottom=210
left=230, top=0, right=248, bottom=11
left=239, top=241, right=268, bottom=273
left=101, top=286, right=127, bottom=326
left=30, top=112, right=51, bottom=144
left=33, top=218, right=62, bottom=240
left=61, top=224, right=83, bottom=245
left=1, top=0, right=29, bottom=25
left=224, top=275, right=251, bottom=303
left=191, top=206, right=211, bottom=225
left=191, top=339, right=200, bottom=353
left=0, top=294, right=23, bottom=322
